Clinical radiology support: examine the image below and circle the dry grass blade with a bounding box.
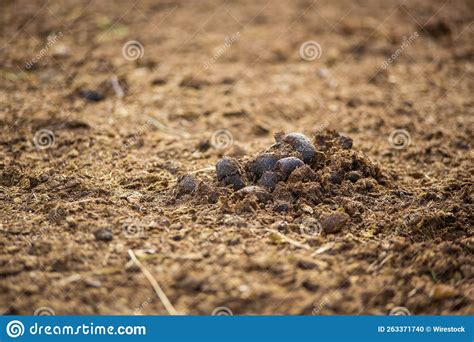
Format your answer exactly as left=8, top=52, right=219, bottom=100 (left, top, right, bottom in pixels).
left=128, top=249, right=179, bottom=315
left=265, top=229, right=311, bottom=250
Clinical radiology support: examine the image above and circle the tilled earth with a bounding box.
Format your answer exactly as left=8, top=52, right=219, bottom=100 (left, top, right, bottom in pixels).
left=0, top=0, right=473, bottom=315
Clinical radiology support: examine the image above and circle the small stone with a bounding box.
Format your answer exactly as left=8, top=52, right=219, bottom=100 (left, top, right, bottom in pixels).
left=429, top=284, right=457, bottom=300
left=127, top=192, right=142, bottom=204
left=320, top=212, right=350, bottom=234
left=258, top=171, right=278, bottom=191
left=275, top=157, right=304, bottom=180
left=300, top=204, right=314, bottom=214
left=94, top=228, right=113, bottom=241
left=318, top=68, right=330, bottom=79
left=80, top=90, right=104, bottom=102
left=68, top=149, right=79, bottom=158
left=83, top=277, right=102, bottom=288
left=282, top=132, right=316, bottom=163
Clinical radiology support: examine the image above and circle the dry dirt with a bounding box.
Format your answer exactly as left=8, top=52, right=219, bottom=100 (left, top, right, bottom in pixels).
left=0, top=0, right=473, bottom=315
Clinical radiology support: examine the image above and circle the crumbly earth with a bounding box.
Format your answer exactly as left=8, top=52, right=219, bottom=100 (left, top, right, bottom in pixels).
left=0, top=0, right=473, bottom=315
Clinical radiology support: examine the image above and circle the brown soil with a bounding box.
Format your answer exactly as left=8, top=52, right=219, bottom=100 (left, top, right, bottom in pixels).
left=0, top=0, right=473, bottom=315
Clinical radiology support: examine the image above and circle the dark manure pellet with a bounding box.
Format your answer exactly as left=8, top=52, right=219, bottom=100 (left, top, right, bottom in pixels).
left=274, top=157, right=304, bottom=180
left=246, top=153, right=280, bottom=181
left=176, top=175, right=198, bottom=197
left=281, top=132, right=317, bottom=163
left=216, top=157, right=246, bottom=190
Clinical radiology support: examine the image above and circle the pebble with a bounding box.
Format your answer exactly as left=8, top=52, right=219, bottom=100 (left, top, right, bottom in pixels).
left=80, top=90, right=104, bottom=102
left=300, top=204, right=314, bottom=214
left=318, top=68, right=330, bottom=79
left=320, top=212, right=350, bottom=233
left=282, top=132, right=316, bottom=163
left=94, top=228, right=113, bottom=241
left=83, top=277, right=102, bottom=288
left=274, top=157, right=304, bottom=180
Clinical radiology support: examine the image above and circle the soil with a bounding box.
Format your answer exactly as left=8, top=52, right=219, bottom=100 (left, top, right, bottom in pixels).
left=0, top=0, right=473, bottom=315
